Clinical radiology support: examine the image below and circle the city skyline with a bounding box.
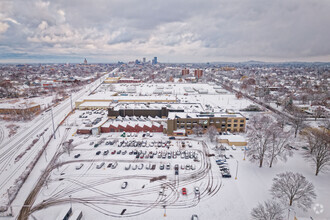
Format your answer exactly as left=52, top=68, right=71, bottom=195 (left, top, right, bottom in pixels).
left=1, top=0, right=330, bottom=63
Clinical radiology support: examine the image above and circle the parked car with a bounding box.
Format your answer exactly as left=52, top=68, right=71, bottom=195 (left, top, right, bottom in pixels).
left=75, top=163, right=84, bottom=170
left=222, top=173, right=232, bottom=178
left=121, top=181, right=128, bottom=189
left=138, top=163, right=144, bottom=170
left=96, top=162, right=105, bottom=169
left=194, top=187, right=200, bottom=195
left=182, top=188, right=187, bottom=195
left=231, top=146, right=237, bottom=150
left=125, top=164, right=131, bottom=170
left=160, top=164, right=164, bottom=170
left=107, top=163, right=112, bottom=168
left=191, top=214, right=199, bottom=220
left=111, top=162, right=118, bottom=169
left=74, top=154, right=81, bottom=158
left=103, top=150, right=109, bottom=155
left=96, top=151, right=101, bottom=155
left=169, top=136, right=175, bottom=140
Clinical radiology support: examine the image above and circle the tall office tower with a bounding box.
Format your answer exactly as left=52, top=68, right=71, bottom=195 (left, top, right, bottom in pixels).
left=152, top=57, right=158, bottom=65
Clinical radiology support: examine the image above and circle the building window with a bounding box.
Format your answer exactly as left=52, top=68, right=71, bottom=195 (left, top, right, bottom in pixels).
left=234, top=120, right=238, bottom=122
left=240, top=124, right=244, bottom=127
left=228, top=119, right=232, bottom=122
left=240, top=119, right=244, bottom=122
left=227, top=124, right=232, bottom=127
left=234, top=124, right=237, bottom=127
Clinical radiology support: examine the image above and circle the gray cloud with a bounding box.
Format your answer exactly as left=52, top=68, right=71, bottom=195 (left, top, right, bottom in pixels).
left=0, top=0, right=329, bottom=63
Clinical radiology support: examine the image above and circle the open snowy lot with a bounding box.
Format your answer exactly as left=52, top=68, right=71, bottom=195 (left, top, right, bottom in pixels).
left=14, top=130, right=330, bottom=220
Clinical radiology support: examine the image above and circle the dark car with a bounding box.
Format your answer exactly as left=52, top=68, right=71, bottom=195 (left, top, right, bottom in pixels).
left=74, top=154, right=81, bottom=158
left=169, top=136, right=176, bottom=140
left=107, top=163, right=112, bottom=168
left=222, top=173, right=232, bottom=178
left=96, top=151, right=101, bottom=155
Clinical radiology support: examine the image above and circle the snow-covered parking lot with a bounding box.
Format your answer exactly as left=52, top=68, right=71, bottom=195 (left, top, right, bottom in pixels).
left=31, top=133, right=226, bottom=219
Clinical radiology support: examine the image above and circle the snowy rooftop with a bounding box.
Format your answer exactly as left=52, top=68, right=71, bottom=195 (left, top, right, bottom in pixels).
left=109, top=103, right=204, bottom=112
left=168, top=112, right=245, bottom=119
left=218, top=134, right=246, bottom=142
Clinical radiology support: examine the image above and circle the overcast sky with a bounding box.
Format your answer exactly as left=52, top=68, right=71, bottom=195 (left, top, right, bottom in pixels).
left=0, top=0, right=329, bottom=63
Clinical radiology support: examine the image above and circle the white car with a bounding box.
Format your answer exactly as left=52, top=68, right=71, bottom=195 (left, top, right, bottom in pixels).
left=194, top=187, right=200, bottom=195
left=75, top=163, right=84, bottom=170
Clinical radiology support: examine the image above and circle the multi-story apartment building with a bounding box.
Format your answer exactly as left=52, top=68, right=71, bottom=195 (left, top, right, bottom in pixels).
left=166, top=112, right=246, bottom=136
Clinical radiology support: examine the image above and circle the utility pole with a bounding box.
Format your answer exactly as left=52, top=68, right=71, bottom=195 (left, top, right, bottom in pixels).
left=51, top=108, right=56, bottom=139
left=70, top=93, right=73, bottom=111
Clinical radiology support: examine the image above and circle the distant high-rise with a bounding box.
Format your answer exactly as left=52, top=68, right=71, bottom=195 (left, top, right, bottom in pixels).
left=194, top=69, right=203, bottom=78
left=143, top=57, right=146, bottom=63
left=84, top=58, right=87, bottom=65
left=152, top=57, right=158, bottom=65
left=182, top=68, right=189, bottom=76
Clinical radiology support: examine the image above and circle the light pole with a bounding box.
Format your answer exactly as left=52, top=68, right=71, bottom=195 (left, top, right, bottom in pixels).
left=235, top=159, right=238, bottom=180
left=51, top=108, right=56, bottom=139
left=70, top=93, right=73, bottom=111
left=243, top=146, right=246, bottom=161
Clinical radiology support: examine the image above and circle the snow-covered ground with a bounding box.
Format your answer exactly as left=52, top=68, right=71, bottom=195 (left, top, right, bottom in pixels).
left=2, top=78, right=329, bottom=220
left=0, top=70, right=114, bottom=217
left=12, top=131, right=330, bottom=220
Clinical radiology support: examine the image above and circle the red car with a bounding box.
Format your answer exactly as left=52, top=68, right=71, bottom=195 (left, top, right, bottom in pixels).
left=182, top=188, right=187, bottom=195
left=111, top=150, right=116, bottom=154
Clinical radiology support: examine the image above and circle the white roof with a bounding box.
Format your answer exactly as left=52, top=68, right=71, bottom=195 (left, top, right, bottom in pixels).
left=219, top=134, right=246, bottom=143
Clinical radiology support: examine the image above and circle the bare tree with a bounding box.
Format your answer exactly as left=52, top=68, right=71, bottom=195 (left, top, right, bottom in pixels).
left=313, top=106, right=325, bottom=120
left=266, top=127, right=293, bottom=168
left=270, top=172, right=316, bottom=210
left=251, top=200, right=284, bottom=220
left=291, top=107, right=305, bottom=138
left=206, top=126, right=218, bottom=142
left=62, top=139, right=74, bottom=156
left=302, top=127, right=330, bottom=176
left=192, top=124, right=203, bottom=137
left=246, top=115, right=273, bottom=167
